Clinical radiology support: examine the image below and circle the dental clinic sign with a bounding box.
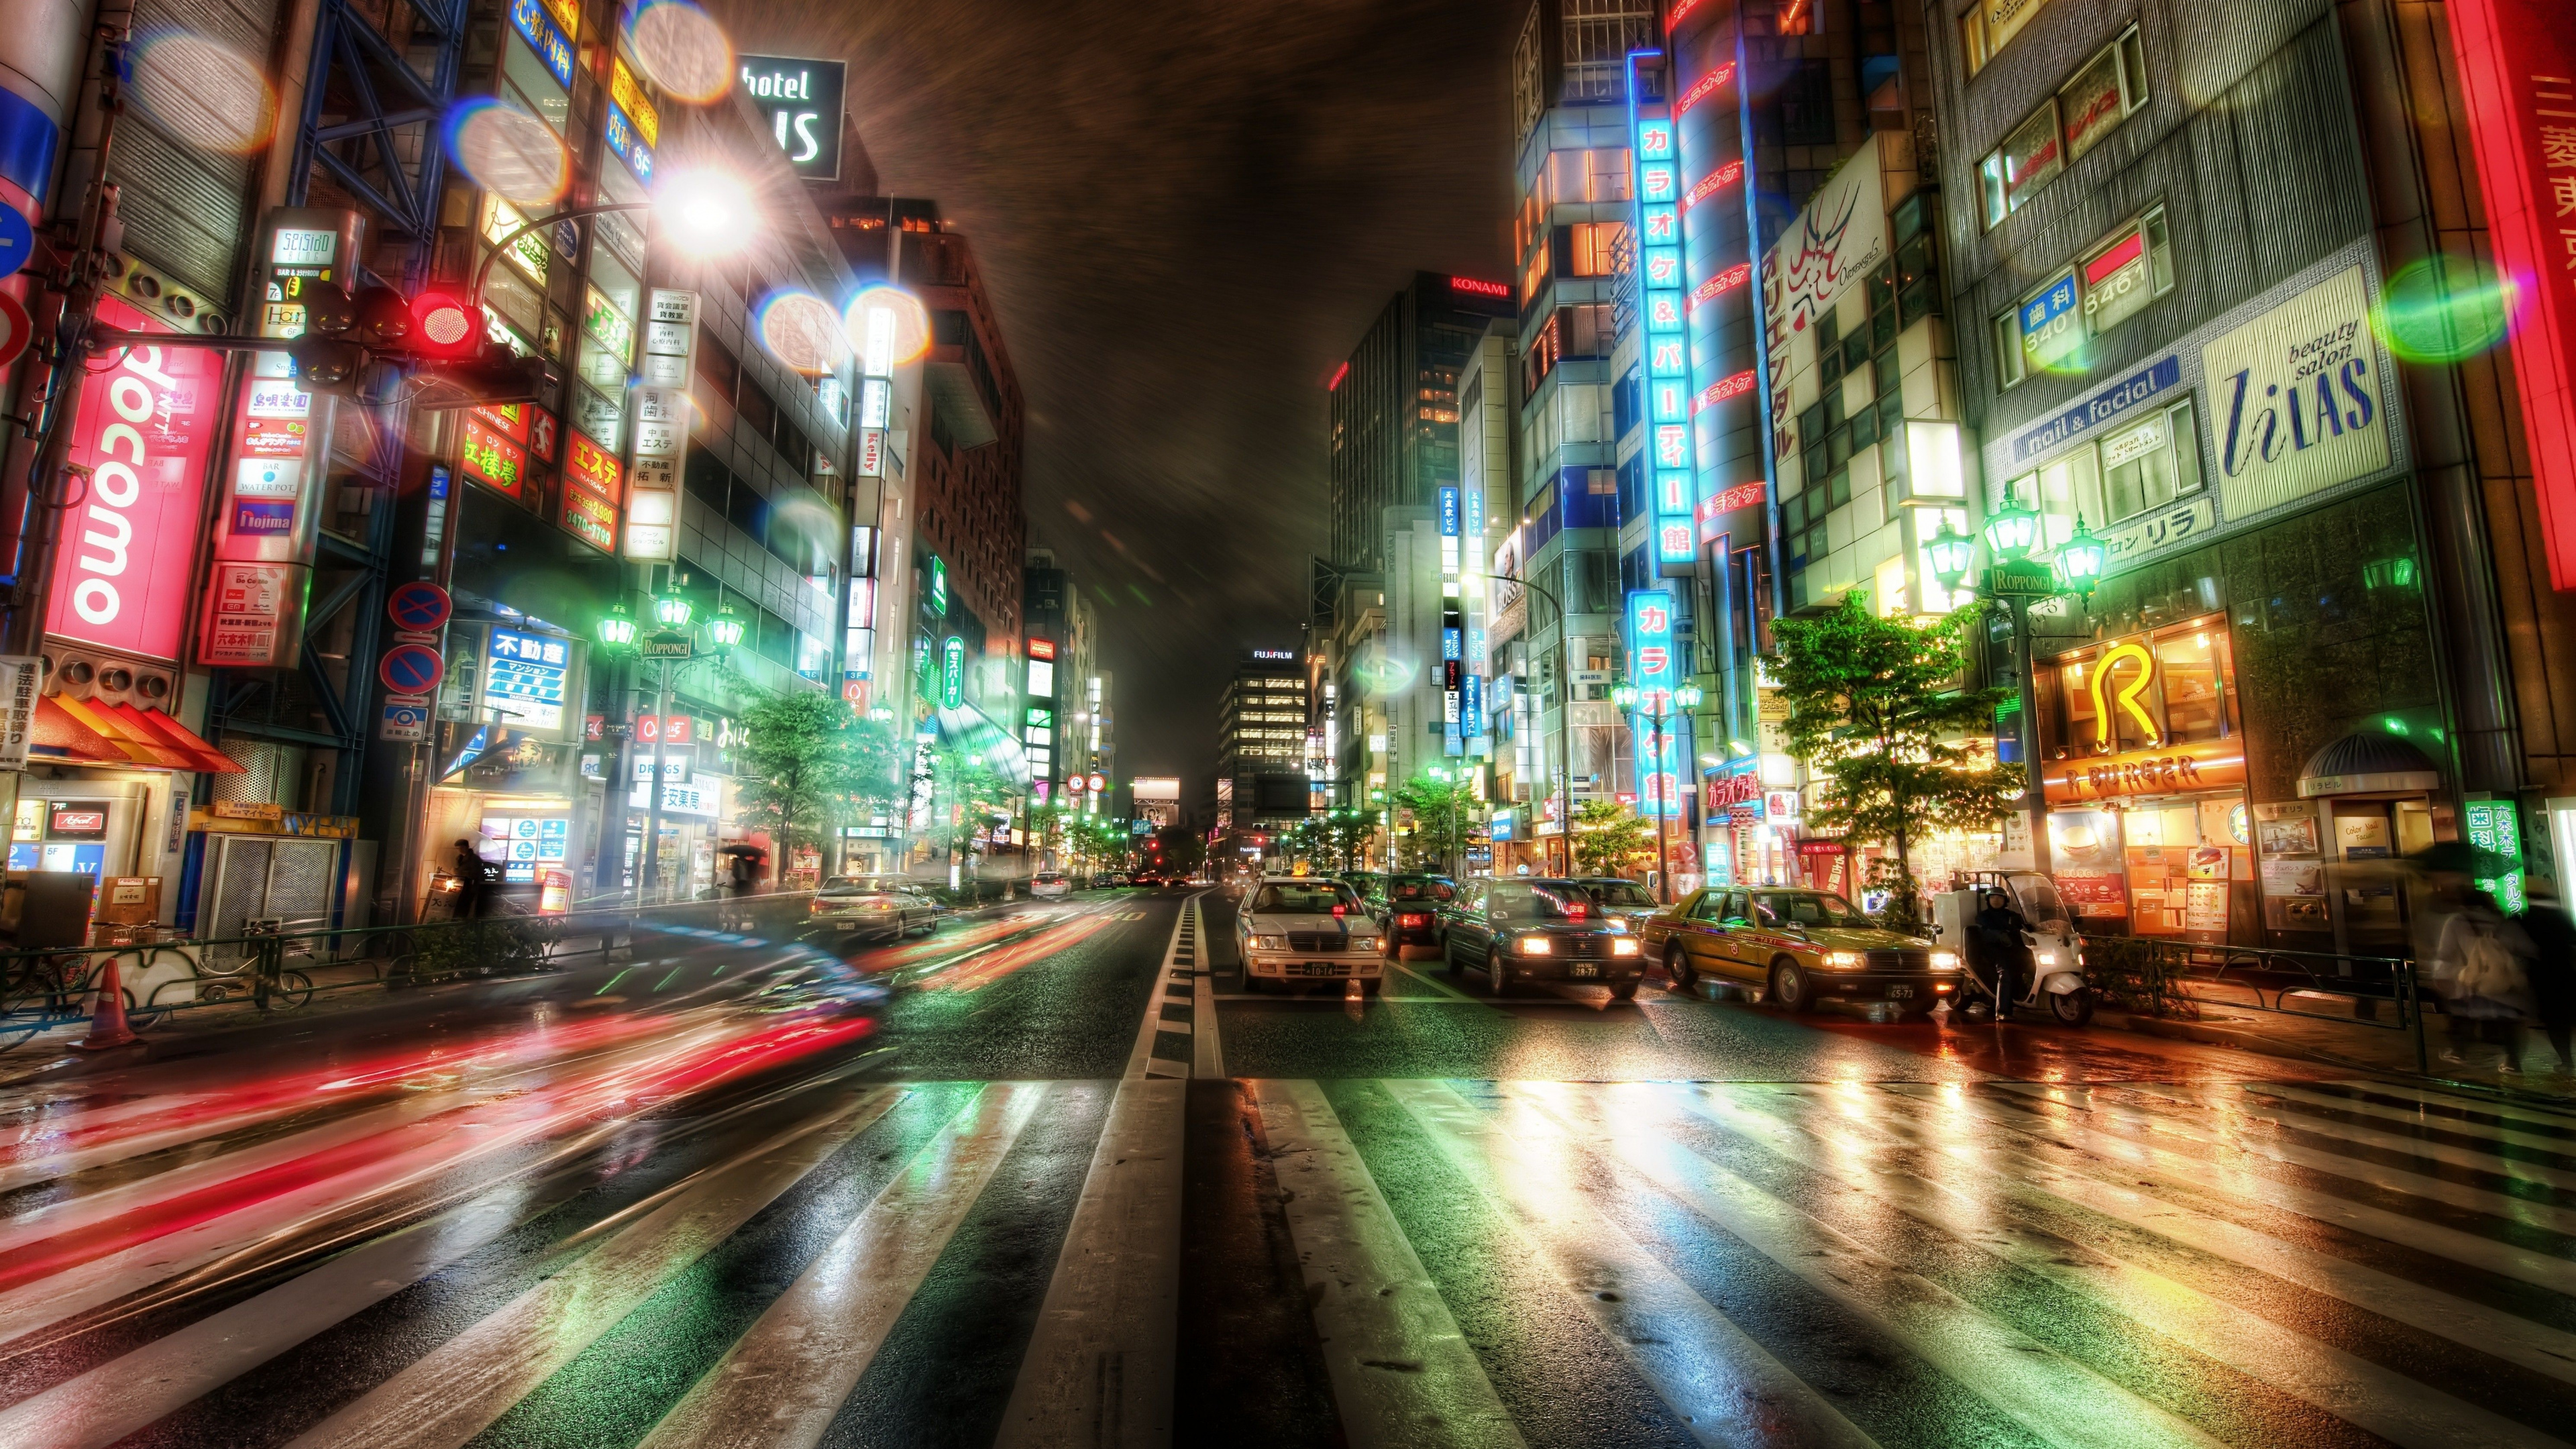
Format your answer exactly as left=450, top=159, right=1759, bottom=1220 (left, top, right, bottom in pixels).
left=2202, top=266, right=2389, bottom=519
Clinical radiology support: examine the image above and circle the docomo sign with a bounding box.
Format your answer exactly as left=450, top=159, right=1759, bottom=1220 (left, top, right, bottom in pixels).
left=2443, top=0, right=2576, bottom=588
left=54, top=298, right=217, bottom=663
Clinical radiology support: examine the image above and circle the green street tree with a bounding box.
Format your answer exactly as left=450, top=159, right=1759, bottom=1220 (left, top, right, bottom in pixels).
left=731, top=689, right=901, bottom=884
left=1764, top=588, right=2022, bottom=923
left=1572, top=798, right=1656, bottom=878
left=1389, top=773, right=1476, bottom=873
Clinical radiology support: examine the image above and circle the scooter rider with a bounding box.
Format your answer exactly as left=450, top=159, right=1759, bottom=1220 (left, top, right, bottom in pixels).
left=1974, top=889, right=2032, bottom=1020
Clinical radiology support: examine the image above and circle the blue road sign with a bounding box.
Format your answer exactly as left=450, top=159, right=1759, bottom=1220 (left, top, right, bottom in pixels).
left=379, top=643, right=444, bottom=696
left=386, top=580, right=451, bottom=633
left=0, top=207, right=31, bottom=278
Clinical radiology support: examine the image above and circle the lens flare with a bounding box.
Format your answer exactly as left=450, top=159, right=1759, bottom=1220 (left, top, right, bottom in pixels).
left=653, top=168, right=757, bottom=259
left=130, top=32, right=275, bottom=154
left=843, top=285, right=932, bottom=371
left=2371, top=254, right=2520, bottom=366
left=1353, top=643, right=1417, bottom=698
left=757, top=290, right=851, bottom=375
left=445, top=98, right=569, bottom=207
left=627, top=0, right=735, bottom=103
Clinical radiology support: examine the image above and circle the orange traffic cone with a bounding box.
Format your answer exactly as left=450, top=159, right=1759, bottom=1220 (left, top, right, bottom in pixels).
left=74, top=954, right=140, bottom=1051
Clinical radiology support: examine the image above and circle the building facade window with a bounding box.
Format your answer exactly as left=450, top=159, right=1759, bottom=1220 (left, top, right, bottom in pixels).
left=1962, top=0, right=2061, bottom=77
left=1992, top=205, right=2173, bottom=388
left=1978, top=25, right=2148, bottom=227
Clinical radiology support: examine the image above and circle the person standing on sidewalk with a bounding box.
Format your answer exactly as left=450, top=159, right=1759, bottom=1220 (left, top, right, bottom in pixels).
left=2433, top=885, right=2534, bottom=1072
left=2519, top=879, right=2576, bottom=1073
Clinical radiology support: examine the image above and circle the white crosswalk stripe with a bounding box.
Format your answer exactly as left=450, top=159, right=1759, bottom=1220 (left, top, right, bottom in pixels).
left=0, top=1074, right=2571, bottom=1448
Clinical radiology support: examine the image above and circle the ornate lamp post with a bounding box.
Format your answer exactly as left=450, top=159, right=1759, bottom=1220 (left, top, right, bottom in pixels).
left=1929, top=499, right=2106, bottom=877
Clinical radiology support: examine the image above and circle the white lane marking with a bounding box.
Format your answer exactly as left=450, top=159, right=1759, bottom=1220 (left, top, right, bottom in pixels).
left=1988, top=1079, right=2576, bottom=1242
left=2245, top=1081, right=2576, bottom=1157
left=1683, top=1082, right=2576, bottom=1444
left=997, top=894, right=1197, bottom=1449
left=1381, top=1080, right=1881, bottom=1449
left=2106, top=1079, right=2576, bottom=1197
left=989, top=1078, right=1185, bottom=1449
left=1710, top=1083, right=2576, bottom=1413
left=1253, top=1079, right=1522, bottom=1449
left=282, top=1090, right=890, bottom=1449
left=2345, top=1080, right=2576, bottom=1127
left=1896, top=1083, right=2576, bottom=1299
left=0, top=1087, right=902, bottom=1449
left=635, top=1083, right=1045, bottom=1449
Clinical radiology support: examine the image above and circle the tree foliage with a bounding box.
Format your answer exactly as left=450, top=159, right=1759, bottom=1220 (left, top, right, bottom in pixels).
left=1389, top=774, right=1477, bottom=873
left=1572, top=798, right=1657, bottom=877
left=731, top=690, right=899, bottom=881
left=1764, top=590, right=2023, bottom=914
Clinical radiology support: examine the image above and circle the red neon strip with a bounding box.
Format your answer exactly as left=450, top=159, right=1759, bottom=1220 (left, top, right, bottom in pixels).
left=2446, top=0, right=2576, bottom=586
left=1684, top=161, right=1743, bottom=208
left=1675, top=64, right=1734, bottom=117
left=1326, top=361, right=1349, bottom=390
left=2082, top=229, right=2145, bottom=287
left=1688, top=263, right=1752, bottom=311
left=1692, top=370, right=1760, bottom=413
left=1668, top=0, right=1711, bottom=32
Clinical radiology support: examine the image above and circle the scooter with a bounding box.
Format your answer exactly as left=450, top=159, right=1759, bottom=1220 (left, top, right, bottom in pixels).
left=1930, top=871, right=2095, bottom=1026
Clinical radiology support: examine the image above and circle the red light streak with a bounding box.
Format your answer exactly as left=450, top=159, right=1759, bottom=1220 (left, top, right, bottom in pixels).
left=1693, top=370, right=1760, bottom=413
left=1326, top=361, right=1349, bottom=390
left=1688, top=263, right=1752, bottom=311
left=1675, top=64, right=1734, bottom=117
left=1685, top=161, right=1743, bottom=208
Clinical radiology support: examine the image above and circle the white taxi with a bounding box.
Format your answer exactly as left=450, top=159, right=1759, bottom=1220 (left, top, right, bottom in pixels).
left=1237, top=876, right=1387, bottom=996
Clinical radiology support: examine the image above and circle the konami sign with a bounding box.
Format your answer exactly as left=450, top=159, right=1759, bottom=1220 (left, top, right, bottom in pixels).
left=52, top=297, right=217, bottom=663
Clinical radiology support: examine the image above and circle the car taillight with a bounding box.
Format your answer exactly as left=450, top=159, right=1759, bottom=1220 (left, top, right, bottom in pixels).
left=1399, top=912, right=1429, bottom=927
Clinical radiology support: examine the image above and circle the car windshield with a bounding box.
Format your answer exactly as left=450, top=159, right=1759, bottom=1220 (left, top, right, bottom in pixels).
left=1034, top=873, right=1064, bottom=883
left=1493, top=883, right=1593, bottom=920
left=1250, top=881, right=1362, bottom=914
left=1391, top=879, right=1456, bottom=902
left=1751, top=891, right=1867, bottom=928
left=1586, top=880, right=1656, bottom=907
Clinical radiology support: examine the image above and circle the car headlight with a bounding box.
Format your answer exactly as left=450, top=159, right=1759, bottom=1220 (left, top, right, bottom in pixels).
left=1823, top=951, right=1866, bottom=970
left=1517, top=935, right=1554, bottom=955
left=1929, top=950, right=1961, bottom=971
left=2035, top=951, right=2059, bottom=967
left=1611, top=937, right=1640, bottom=957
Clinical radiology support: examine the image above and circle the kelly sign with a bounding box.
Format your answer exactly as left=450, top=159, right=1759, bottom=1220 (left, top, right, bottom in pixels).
left=2444, top=0, right=2576, bottom=588
left=53, top=297, right=217, bottom=663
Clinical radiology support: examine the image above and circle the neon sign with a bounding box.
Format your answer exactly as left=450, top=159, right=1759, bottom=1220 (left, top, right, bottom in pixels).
left=1684, top=162, right=1742, bottom=208
left=1631, top=50, right=1696, bottom=572
left=1627, top=590, right=1684, bottom=816
left=940, top=636, right=965, bottom=708
left=1692, top=370, right=1760, bottom=413
left=1674, top=62, right=1733, bottom=116
left=1449, top=276, right=1510, bottom=298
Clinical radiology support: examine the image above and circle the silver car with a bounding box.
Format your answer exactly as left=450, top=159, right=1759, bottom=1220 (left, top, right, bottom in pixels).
left=1238, top=876, right=1387, bottom=996
left=807, top=875, right=938, bottom=942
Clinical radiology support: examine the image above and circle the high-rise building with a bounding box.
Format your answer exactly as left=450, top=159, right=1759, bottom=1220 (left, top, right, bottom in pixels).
left=1216, top=651, right=1313, bottom=840
left=1023, top=545, right=1099, bottom=811
left=1327, top=273, right=1517, bottom=575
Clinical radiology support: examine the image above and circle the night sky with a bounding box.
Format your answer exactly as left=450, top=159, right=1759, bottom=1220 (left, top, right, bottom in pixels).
left=722, top=0, right=1515, bottom=810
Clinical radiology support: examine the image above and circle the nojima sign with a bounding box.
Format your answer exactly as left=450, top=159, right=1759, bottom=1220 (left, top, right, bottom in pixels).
left=51, top=297, right=218, bottom=663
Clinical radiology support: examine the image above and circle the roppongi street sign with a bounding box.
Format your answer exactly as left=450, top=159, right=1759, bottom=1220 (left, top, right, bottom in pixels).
left=52, top=295, right=217, bottom=663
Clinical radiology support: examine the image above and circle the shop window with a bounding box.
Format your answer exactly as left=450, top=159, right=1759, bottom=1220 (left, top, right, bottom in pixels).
left=2097, top=398, right=2202, bottom=523
left=1993, top=204, right=2171, bottom=388
left=1977, top=25, right=2147, bottom=228
left=2153, top=627, right=2231, bottom=743
left=1962, top=0, right=2061, bottom=78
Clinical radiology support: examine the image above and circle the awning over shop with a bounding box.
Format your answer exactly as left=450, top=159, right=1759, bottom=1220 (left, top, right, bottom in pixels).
left=2297, top=732, right=2440, bottom=798
left=934, top=703, right=1032, bottom=791
left=34, top=696, right=244, bottom=772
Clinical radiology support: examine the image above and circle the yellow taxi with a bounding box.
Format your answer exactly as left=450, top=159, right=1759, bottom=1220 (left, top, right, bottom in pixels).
left=1640, top=885, right=1960, bottom=1016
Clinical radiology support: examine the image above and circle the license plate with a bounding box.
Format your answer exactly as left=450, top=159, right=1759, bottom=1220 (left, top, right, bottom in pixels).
left=1298, top=961, right=1345, bottom=976
left=1568, top=964, right=1599, bottom=979
left=1889, top=984, right=1913, bottom=999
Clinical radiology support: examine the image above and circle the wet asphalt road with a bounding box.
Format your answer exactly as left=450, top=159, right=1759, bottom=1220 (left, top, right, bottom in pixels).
left=0, top=884, right=2562, bottom=1448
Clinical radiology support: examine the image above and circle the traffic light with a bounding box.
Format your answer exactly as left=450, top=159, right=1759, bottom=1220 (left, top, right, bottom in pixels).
left=283, top=280, right=555, bottom=409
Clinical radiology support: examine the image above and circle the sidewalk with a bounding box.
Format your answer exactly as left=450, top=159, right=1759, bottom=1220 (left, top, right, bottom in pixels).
left=2095, top=978, right=2576, bottom=1106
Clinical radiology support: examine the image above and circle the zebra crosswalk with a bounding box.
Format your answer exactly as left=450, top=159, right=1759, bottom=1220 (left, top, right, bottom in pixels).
left=1, top=1069, right=2571, bottom=1446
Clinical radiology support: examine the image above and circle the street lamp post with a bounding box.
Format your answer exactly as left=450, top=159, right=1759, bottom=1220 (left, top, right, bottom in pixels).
left=1929, top=498, right=2105, bottom=878
left=1481, top=572, right=1575, bottom=875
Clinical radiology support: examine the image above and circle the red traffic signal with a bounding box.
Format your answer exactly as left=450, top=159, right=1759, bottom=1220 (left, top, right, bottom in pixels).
left=409, top=291, right=480, bottom=359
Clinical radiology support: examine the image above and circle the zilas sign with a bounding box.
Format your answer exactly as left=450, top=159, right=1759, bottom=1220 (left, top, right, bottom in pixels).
left=737, top=56, right=845, bottom=181
left=2203, top=266, right=2391, bottom=520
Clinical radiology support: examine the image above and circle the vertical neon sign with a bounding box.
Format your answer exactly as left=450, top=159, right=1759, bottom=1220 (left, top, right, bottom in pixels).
left=1627, top=590, right=1682, bottom=817
left=1630, top=53, right=1697, bottom=570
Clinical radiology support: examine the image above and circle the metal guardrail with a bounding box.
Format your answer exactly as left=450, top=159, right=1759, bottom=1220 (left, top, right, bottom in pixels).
left=2082, top=934, right=2430, bottom=1071
left=0, top=892, right=822, bottom=1044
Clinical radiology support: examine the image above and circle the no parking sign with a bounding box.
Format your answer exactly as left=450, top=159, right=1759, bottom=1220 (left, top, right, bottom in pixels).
left=386, top=580, right=451, bottom=633
left=378, top=643, right=444, bottom=696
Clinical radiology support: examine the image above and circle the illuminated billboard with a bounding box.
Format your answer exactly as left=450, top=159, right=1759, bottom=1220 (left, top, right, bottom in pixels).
left=54, top=297, right=218, bottom=663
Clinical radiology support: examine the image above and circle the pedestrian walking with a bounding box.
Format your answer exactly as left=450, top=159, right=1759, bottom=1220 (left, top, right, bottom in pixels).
left=2520, top=878, right=2576, bottom=1072
left=451, top=839, right=492, bottom=921
left=1974, top=888, right=2031, bottom=1020
left=2432, top=884, right=2534, bottom=1071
